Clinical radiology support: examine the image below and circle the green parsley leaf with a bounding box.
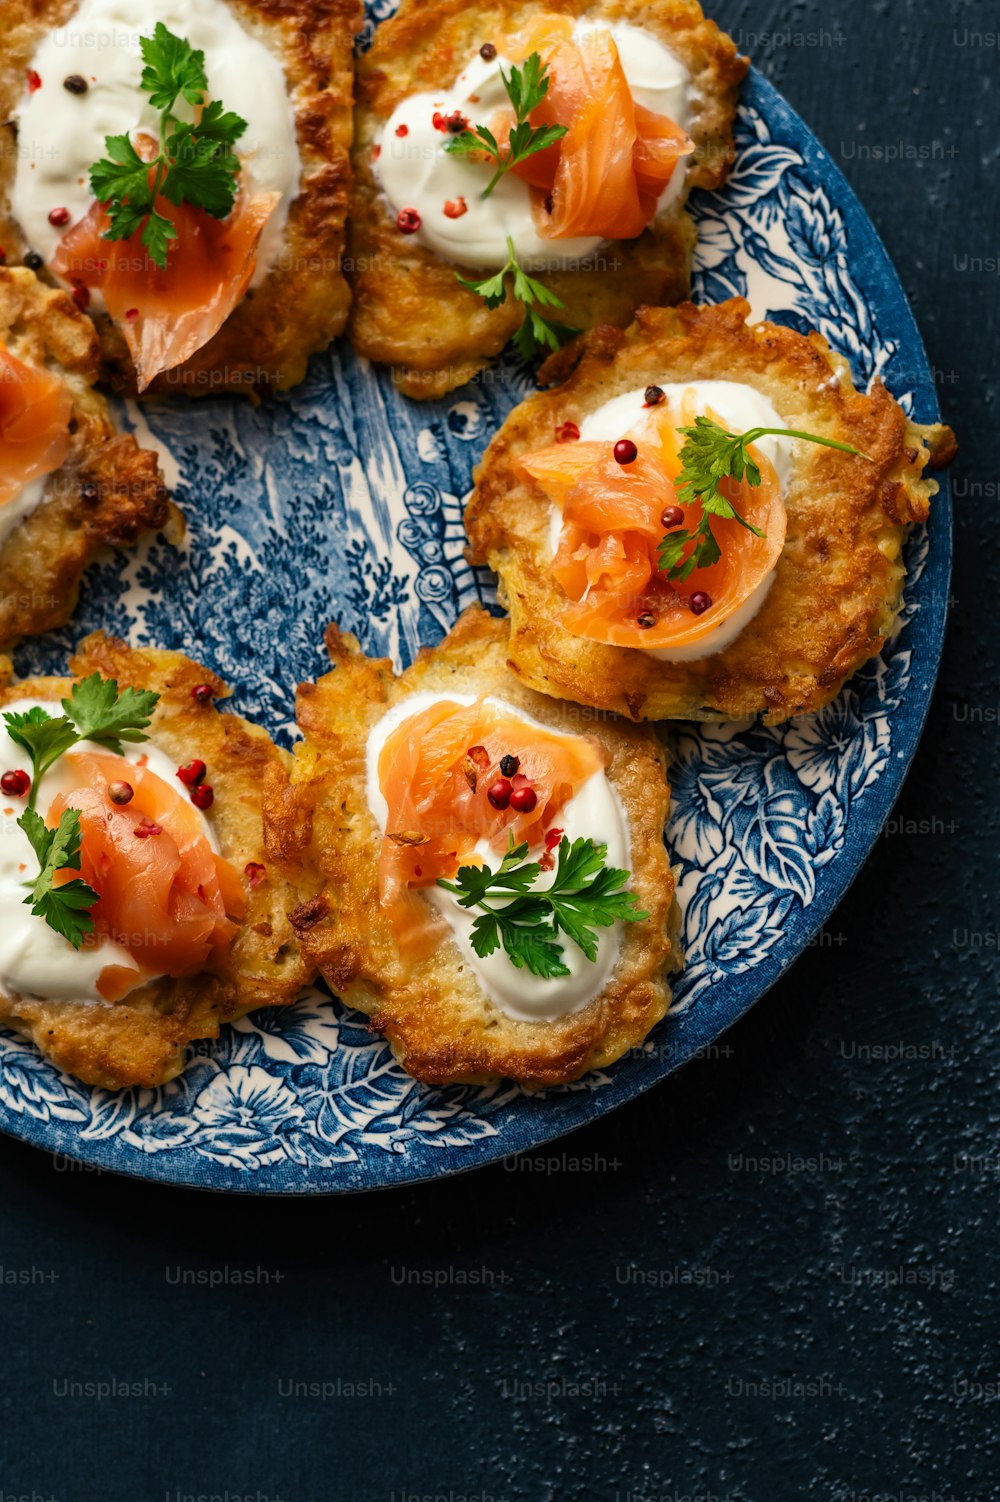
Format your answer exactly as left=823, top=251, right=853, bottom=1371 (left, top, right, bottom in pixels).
left=459, top=236, right=576, bottom=361
left=438, top=834, right=647, bottom=980
left=444, top=51, right=567, bottom=199
left=88, top=23, right=247, bottom=269
left=62, top=674, right=159, bottom=755
left=3, top=708, right=79, bottom=806
left=89, top=134, right=154, bottom=215
left=18, top=807, right=98, bottom=951
left=139, top=21, right=208, bottom=115
left=658, top=416, right=871, bottom=581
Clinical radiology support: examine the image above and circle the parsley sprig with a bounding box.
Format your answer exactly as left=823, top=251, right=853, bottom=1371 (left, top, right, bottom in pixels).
left=18, top=808, right=99, bottom=951
left=437, top=834, right=648, bottom=980
left=89, top=22, right=247, bottom=269
left=4, top=676, right=160, bottom=949
left=658, top=416, right=871, bottom=582
left=459, top=235, right=576, bottom=359
left=445, top=52, right=567, bottom=199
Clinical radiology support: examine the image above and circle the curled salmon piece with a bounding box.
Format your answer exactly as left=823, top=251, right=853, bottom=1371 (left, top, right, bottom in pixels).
left=498, top=17, right=693, bottom=240
left=53, top=182, right=279, bottom=393
left=376, top=696, right=604, bottom=957
left=0, top=343, right=72, bottom=507
left=48, top=749, right=247, bottom=1002
left=518, top=405, right=787, bottom=652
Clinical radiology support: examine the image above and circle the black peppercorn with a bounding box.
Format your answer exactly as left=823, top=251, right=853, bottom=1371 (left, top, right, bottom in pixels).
left=499, top=754, right=520, bottom=778
left=23, top=251, right=43, bottom=271
left=480, top=42, right=497, bottom=60
left=63, top=74, right=88, bottom=95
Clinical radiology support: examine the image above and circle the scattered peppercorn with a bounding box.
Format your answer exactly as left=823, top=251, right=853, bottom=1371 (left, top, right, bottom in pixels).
left=480, top=42, right=497, bottom=60
left=689, top=591, right=712, bottom=615
left=244, top=861, right=267, bottom=889
left=1, top=769, right=30, bottom=797
left=660, top=505, right=683, bottom=529
left=63, top=74, right=88, bottom=95
left=191, top=684, right=214, bottom=703
left=176, top=759, right=207, bottom=787
left=190, top=784, right=214, bottom=811
left=48, top=207, right=71, bottom=228
left=556, top=421, right=580, bottom=443
left=107, top=780, right=134, bottom=805
left=637, top=611, right=657, bottom=630
left=613, top=438, right=638, bottom=466
left=134, top=818, right=162, bottom=838
left=23, top=251, right=43, bottom=271
left=395, top=123, right=409, bottom=137
left=27, top=70, right=41, bottom=93
left=396, top=207, right=421, bottom=234
left=487, top=778, right=512, bottom=811
left=643, top=385, right=665, bottom=406
left=509, top=786, right=537, bottom=814
left=443, top=197, right=468, bottom=219
left=499, top=754, right=520, bottom=778
left=445, top=110, right=469, bottom=133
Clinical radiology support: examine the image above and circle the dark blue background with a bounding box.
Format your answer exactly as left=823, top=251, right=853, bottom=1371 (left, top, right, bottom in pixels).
left=0, top=2, right=995, bottom=1497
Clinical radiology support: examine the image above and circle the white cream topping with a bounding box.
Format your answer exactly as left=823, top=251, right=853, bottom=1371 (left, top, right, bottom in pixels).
left=0, top=477, right=49, bottom=551
left=547, top=380, right=793, bottom=663
left=11, top=0, right=301, bottom=286
left=0, top=701, right=217, bottom=1005
left=365, top=691, right=630, bottom=1024
left=375, top=20, right=691, bottom=270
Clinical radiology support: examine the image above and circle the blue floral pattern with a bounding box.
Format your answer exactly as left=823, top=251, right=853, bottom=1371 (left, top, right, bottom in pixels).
left=1, top=66, right=950, bottom=1191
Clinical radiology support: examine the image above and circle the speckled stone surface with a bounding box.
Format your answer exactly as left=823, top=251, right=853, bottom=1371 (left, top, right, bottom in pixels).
left=0, top=3, right=994, bottom=1499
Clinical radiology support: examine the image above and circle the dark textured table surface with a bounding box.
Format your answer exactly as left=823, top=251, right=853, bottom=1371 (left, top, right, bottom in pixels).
left=1, top=3, right=995, bottom=1499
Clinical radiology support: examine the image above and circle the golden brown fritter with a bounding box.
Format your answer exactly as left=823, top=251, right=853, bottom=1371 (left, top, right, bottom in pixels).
left=0, top=0, right=361, bottom=398
left=0, top=267, right=180, bottom=650
left=0, top=634, right=317, bottom=1090
left=349, top=0, right=746, bottom=399
left=465, top=299, right=957, bottom=723
left=265, top=607, right=679, bottom=1088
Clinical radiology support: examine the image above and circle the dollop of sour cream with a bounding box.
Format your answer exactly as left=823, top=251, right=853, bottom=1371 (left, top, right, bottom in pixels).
left=376, top=20, right=691, bottom=270
left=0, top=702, right=217, bottom=1004
left=0, top=477, right=49, bottom=551
left=548, top=380, right=794, bottom=663
left=366, top=691, right=631, bottom=1024
left=12, top=0, right=301, bottom=286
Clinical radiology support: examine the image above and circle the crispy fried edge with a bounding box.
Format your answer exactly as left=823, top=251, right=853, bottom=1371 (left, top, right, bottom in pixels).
left=266, top=606, right=678, bottom=1087
left=0, top=0, right=362, bottom=398
left=348, top=0, right=746, bottom=399
left=0, top=267, right=181, bottom=649
left=465, top=299, right=956, bottom=723
left=0, top=634, right=317, bottom=1089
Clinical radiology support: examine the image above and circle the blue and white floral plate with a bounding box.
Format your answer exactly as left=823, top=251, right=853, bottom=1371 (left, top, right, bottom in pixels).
left=1, top=66, right=950, bottom=1192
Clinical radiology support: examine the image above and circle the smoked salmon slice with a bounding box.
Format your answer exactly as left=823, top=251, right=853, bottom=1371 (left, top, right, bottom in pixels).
left=48, top=749, right=246, bottom=1002
left=376, top=696, right=604, bottom=957
left=0, top=343, right=72, bottom=508
left=517, top=400, right=787, bottom=652
left=497, top=17, right=693, bottom=241
left=53, top=176, right=279, bottom=392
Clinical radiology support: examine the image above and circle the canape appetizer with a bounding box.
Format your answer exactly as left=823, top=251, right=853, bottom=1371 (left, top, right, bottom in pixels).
left=0, top=634, right=316, bottom=1089
left=0, top=1, right=360, bottom=396
left=0, top=266, right=178, bottom=648
left=349, top=0, right=746, bottom=398
left=465, top=300, right=956, bottom=723
left=267, top=608, right=679, bottom=1087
